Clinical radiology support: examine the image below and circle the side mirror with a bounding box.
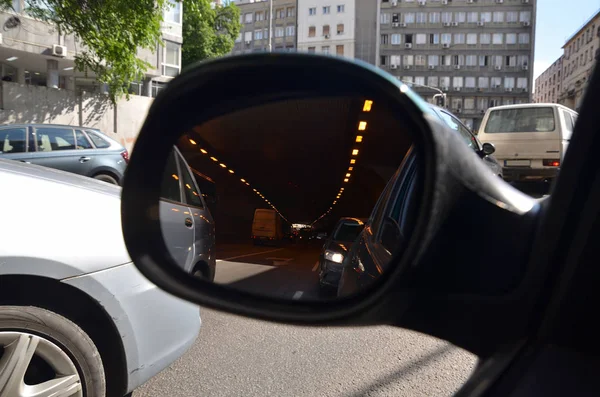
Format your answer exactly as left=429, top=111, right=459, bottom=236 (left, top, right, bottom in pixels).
left=482, top=142, right=496, bottom=156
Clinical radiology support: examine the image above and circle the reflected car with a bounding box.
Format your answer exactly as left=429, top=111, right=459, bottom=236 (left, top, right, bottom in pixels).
left=318, top=217, right=367, bottom=291
left=338, top=150, right=420, bottom=297
left=0, top=124, right=128, bottom=185
left=0, top=159, right=200, bottom=397
left=428, top=106, right=503, bottom=178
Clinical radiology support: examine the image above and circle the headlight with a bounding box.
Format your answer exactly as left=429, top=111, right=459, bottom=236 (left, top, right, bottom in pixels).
left=324, top=250, right=344, bottom=264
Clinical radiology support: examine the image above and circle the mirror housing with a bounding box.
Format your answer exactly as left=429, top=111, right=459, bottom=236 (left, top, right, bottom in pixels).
left=482, top=142, right=496, bottom=156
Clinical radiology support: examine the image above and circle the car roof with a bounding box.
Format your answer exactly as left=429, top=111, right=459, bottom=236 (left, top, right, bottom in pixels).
left=3, top=123, right=102, bottom=130
left=337, top=217, right=368, bottom=224
left=486, top=103, right=577, bottom=112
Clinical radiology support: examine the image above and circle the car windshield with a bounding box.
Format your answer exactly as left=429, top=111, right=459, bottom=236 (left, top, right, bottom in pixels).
left=334, top=222, right=364, bottom=242
left=485, top=107, right=556, bottom=133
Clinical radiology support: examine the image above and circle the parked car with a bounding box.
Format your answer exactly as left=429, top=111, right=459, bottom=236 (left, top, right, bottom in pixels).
left=0, top=124, right=128, bottom=185
left=318, top=217, right=366, bottom=291
left=161, top=147, right=216, bottom=280
left=429, top=105, right=503, bottom=178
left=477, top=103, right=578, bottom=182
left=0, top=158, right=201, bottom=397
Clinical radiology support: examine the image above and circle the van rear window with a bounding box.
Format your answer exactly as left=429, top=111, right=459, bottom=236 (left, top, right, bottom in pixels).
left=484, top=107, right=555, bottom=133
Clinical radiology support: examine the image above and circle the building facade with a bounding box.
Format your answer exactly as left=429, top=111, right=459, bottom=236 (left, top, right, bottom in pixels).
left=377, top=0, right=536, bottom=131
left=558, top=10, right=600, bottom=111
left=0, top=0, right=182, bottom=97
left=534, top=56, right=562, bottom=103
left=231, top=0, right=298, bottom=54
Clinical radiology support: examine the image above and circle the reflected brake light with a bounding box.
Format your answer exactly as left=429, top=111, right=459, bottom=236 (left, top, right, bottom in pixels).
left=543, top=159, right=560, bottom=167
left=120, top=150, right=129, bottom=164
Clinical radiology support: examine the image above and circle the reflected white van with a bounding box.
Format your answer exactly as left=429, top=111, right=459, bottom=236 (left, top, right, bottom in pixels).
left=478, top=104, right=578, bottom=182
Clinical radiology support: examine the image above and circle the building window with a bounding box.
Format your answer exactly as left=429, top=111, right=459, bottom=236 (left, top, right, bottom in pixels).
left=416, top=33, right=427, bottom=45
left=466, top=55, right=477, bottom=66
left=518, top=55, right=529, bottom=67
left=428, top=55, right=439, bottom=66
left=244, top=31, right=252, bottom=42
left=451, top=97, right=462, bottom=110
left=480, top=12, right=492, bottom=23
left=276, top=8, right=285, bottom=19
left=308, top=26, right=316, bottom=37
left=287, top=7, right=295, bottom=17
left=390, top=55, right=401, bottom=66
left=507, top=11, right=518, bottom=23
left=453, top=77, right=464, bottom=88
left=491, top=77, right=502, bottom=88
left=254, top=30, right=263, bottom=40
left=506, top=33, right=517, bottom=45
left=506, top=56, right=516, bottom=67
left=275, top=27, right=284, bottom=37
left=337, top=24, right=344, bottom=35
left=416, top=12, right=427, bottom=23
left=430, top=34, right=439, bottom=44
left=429, top=12, right=440, bottom=23
left=428, top=76, right=439, bottom=87
left=286, top=26, right=295, bottom=36
left=403, top=55, right=414, bottom=66
left=519, top=33, right=530, bottom=44
left=493, top=12, right=504, bottom=23
left=381, top=34, right=389, bottom=45
left=454, top=33, right=465, bottom=44
left=453, top=54, right=464, bottom=66
left=322, top=46, right=330, bottom=54
left=493, top=33, right=503, bottom=45
left=164, top=0, right=182, bottom=24
left=415, top=55, right=426, bottom=66
left=405, top=34, right=413, bottom=44
left=441, top=33, right=451, bottom=45
left=255, top=11, right=265, bottom=22
left=466, top=33, right=477, bottom=45
left=440, top=76, right=450, bottom=87
left=309, top=7, right=316, bottom=16
left=415, top=76, right=425, bottom=86
left=336, top=45, right=344, bottom=55
left=380, top=55, right=387, bottom=66
left=480, top=33, right=491, bottom=44
left=323, top=25, right=330, bottom=36
left=405, top=13, right=415, bottom=23
left=456, top=12, right=466, bottom=23
left=337, top=4, right=345, bottom=13
left=392, top=13, right=399, bottom=23
left=442, top=12, right=452, bottom=24
left=381, top=13, right=390, bottom=24
left=442, top=55, right=451, bottom=66
left=464, top=97, right=475, bottom=109
left=308, top=47, right=316, bottom=53
left=162, top=41, right=180, bottom=77
left=517, top=78, right=528, bottom=89
left=478, top=77, right=489, bottom=88
left=493, top=55, right=503, bottom=67
left=519, top=11, right=531, bottom=23
left=323, top=6, right=331, bottom=14
left=391, top=34, right=401, bottom=45
left=403, top=76, right=413, bottom=84
left=244, top=13, right=252, bottom=23
left=467, top=12, right=478, bottom=23
left=504, top=77, right=515, bottom=89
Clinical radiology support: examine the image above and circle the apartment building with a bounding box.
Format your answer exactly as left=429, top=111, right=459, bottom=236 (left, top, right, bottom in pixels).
left=231, top=0, right=298, bottom=54
left=296, top=1, right=378, bottom=64
left=558, top=10, right=600, bottom=111
left=534, top=56, right=562, bottom=103
left=0, top=0, right=182, bottom=97
left=377, top=0, right=535, bottom=131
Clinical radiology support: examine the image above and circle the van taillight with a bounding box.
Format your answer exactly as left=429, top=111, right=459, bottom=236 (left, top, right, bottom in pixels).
left=543, top=159, right=560, bottom=167
left=121, top=150, right=129, bottom=164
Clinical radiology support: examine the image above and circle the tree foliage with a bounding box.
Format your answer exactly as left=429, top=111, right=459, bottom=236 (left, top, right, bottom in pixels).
left=1, top=0, right=169, bottom=102
left=181, top=0, right=240, bottom=68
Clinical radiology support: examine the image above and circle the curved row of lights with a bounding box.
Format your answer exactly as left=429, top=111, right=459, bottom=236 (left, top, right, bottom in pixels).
left=310, top=99, right=373, bottom=226
left=186, top=137, right=290, bottom=223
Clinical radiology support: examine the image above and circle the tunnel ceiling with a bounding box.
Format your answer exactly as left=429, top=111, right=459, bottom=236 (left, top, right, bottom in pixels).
left=176, top=96, right=413, bottom=228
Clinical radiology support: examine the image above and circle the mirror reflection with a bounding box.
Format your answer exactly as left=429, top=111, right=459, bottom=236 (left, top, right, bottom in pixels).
left=159, top=96, right=418, bottom=301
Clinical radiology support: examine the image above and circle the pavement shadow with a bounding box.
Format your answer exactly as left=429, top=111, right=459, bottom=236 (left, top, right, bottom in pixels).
left=347, top=344, right=454, bottom=397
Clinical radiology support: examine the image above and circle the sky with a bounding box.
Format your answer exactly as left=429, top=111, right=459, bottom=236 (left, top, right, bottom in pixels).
left=534, top=0, right=600, bottom=80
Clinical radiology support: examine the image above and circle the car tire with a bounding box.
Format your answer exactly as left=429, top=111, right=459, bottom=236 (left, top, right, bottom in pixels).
left=93, top=173, right=119, bottom=185
left=0, top=305, right=106, bottom=397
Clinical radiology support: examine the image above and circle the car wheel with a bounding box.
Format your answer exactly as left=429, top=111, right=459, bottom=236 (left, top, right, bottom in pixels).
left=93, top=174, right=119, bottom=185
left=0, top=306, right=106, bottom=397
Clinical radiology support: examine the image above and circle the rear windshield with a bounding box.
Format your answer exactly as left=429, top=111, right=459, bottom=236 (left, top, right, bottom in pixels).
left=484, top=107, right=556, bottom=133
left=86, top=130, right=111, bottom=148
left=334, top=222, right=364, bottom=242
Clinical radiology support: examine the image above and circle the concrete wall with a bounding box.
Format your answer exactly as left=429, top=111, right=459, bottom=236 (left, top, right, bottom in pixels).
left=0, top=82, right=152, bottom=152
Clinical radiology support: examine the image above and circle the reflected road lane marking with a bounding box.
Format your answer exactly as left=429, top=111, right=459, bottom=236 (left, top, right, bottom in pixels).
left=217, top=248, right=285, bottom=262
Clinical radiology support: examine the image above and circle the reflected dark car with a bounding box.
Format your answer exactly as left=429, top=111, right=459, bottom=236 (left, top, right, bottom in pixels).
left=338, top=150, right=420, bottom=297
left=429, top=106, right=503, bottom=178
left=318, top=217, right=366, bottom=291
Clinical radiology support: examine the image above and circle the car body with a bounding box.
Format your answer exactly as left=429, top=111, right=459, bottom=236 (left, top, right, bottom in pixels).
left=0, top=123, right=128, bottom=185
left=0, top=159, right=201, bottom=396
left=477, top=103, right=578, bottom=182
left=429, top=105, right=503, bottom=178
left=318, top=217, right=367, bottom=291
left=160, top=147, right=216, bottom=280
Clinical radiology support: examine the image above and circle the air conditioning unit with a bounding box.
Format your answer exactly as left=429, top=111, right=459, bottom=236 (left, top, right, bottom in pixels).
left=494, top=85, right=502, bottom=89
left=428, top=65, right=435, bottom=70
left=523, top=88, right=529, bottom=92
left=477, top=88, right=483, bottom=92
left=477, top=22, right=485, bottom=27
left=522, top=65, right=529, bottom=70
left=467, top=0, right=475, bottom=3
left=391, top=0, right=398, bottom=6
left=245, top=40, right=251, bottom=44
left=455, top=108, right=462, bottom=113
left=390, top=64, right=399, bottom=69
left=405, top=43, right=412, bottom=49
left=52, top=44, right=67, bottom=57
left=324, top=34, right=330, bottom=39
left=404, top=65, right=411, bottom=70
left=454, top=65, right=461, bottom=70
left=418, top=0, right=426, bottom=6
left=496, top=0, right=503, bottom=3
left=522, top=0, right=529, bottom=3
left=506, top=87, right=513, bottom=92
left=455, top=87, right=461, bottom=91
left=392, top=22, right=400, bottom=27
left=451, top=22, right=459, bottom=27
left=443, top=22, right=451, bottom=27
left=441, top=0, right=448, bottom=4
left=522, top=21, right=530, bottom=27
left=442, top=43, right=450, bottom=48
left=399, top=23, right=407, bottom=27
left=494, top=65, right=502, bottom=70
left=441, top=86, right=449, bottom=91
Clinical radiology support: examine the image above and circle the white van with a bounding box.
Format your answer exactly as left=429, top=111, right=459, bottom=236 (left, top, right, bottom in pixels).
left=252, top=208, right=283, bottom=246
left=477, top=104, right=578, bottom=182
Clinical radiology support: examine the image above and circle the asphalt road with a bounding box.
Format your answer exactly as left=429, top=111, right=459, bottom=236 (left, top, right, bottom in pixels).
left=133, top=307, right=477, bottom=397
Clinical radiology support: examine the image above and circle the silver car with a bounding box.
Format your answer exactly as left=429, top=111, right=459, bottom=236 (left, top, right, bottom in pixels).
left=0, top=159, right=201, bottom=397
left=0, top=124, right=128, bottom=185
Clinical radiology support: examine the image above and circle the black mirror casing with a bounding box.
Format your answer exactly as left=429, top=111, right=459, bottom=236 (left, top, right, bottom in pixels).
left=121, top=53, right=541, bottom=357
left=482, top=142, right=496, bottom=156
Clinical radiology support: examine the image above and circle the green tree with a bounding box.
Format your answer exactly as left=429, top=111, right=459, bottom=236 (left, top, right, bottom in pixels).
left=1, top=0, right=170, bottom=102
left=182, top=0, right=240, bottom=68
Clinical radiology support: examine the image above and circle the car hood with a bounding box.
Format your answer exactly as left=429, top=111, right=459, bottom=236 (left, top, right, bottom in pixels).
left=323, top=240, right=352, bottom=254
left=0, top=159, right=131, bottom=278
